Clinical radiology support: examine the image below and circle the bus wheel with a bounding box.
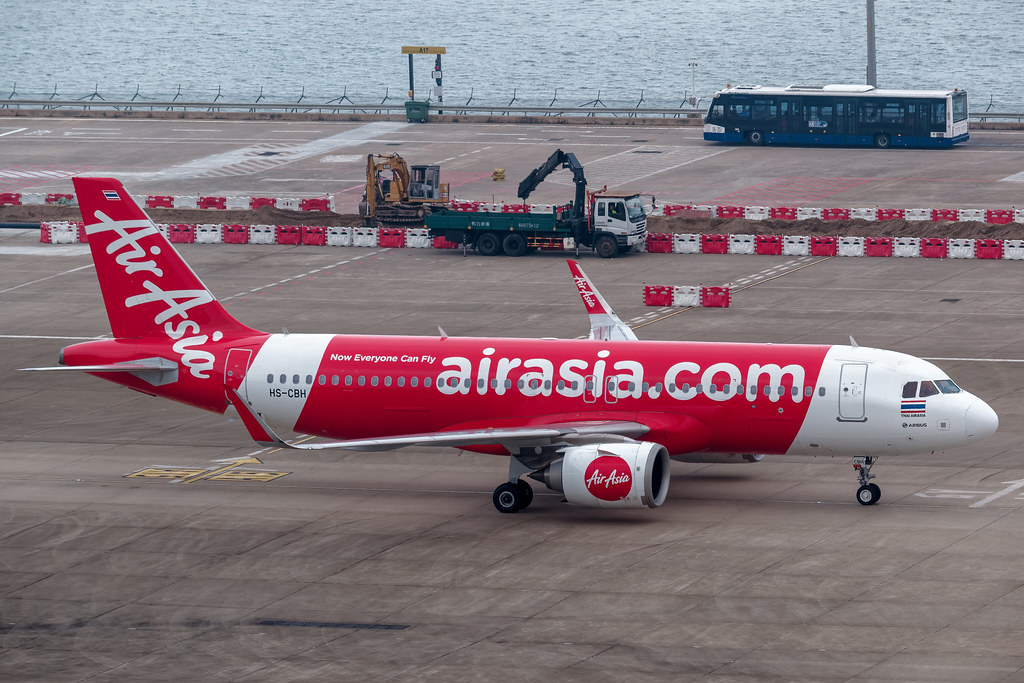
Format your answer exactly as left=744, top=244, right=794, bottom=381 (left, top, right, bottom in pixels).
left=595, top=234, right=619, bottom=259
left=747, top=130, right=766, bottom=145
left=476, top=232, right=501, bottom=256
left=502, top=233, right=528, bottom=257
left=874, top=133, right=891, bottom=149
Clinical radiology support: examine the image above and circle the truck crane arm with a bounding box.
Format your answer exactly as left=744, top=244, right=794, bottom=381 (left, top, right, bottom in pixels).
left=517, top=149, right=587, bottom=218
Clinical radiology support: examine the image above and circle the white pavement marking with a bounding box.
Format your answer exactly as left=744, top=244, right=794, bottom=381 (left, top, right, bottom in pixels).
left=141, top=121, right=411, bottom=180
left=969, top=479, right=1024, bottom=508
left=222, top=249, right=388, bottom=301
left=0, top=264, right=94, bottom=295
left=0, top=128, right=27, bottom=137
left=537, top=146, right=734, bottom=189
left=999, top=170, right=1024, bottom=182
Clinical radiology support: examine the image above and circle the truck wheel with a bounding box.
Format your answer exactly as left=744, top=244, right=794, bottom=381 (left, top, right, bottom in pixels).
left=595, top=234, right=619, bottom=258
left=502, top=233, right=528, bottom=257
left=476, top=232, right=501, bottom=256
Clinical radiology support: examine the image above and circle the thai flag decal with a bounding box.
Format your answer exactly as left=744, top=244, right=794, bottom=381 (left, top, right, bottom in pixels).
left=901, top=399, right=926, bottom=416
left=102, top=190, right=120, bottom=200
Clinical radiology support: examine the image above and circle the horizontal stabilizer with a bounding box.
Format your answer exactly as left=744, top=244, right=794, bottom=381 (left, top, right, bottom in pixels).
left=20, top=357, right=178, bottom=386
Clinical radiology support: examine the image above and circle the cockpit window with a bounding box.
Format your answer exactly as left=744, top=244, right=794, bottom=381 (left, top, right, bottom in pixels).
left=902, top=381, right=918, bottom=399
left=919, top=380, right=939, bottom=397
left=935, top=379, right=961, bottom=394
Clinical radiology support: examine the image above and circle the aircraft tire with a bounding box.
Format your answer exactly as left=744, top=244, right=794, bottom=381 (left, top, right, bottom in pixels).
left=856, top=484, right=880, bottom=505
left=516, top=480, right=534, bottom=509
left=493, top=482, right=522, bottom=513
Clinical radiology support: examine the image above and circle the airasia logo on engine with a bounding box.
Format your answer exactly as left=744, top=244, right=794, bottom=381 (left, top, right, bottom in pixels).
left=584, top=456, right=633, bottom=501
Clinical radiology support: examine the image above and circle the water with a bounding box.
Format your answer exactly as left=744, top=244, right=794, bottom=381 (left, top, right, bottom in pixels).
left=2, top=0, right=1021, bottom=110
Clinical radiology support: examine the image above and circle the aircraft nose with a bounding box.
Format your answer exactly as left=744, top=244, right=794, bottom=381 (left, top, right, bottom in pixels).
left=965, top=398, right=998, bottom=442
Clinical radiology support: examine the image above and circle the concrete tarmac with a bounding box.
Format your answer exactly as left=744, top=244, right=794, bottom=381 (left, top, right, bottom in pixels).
left=2, top=119, right=1024, bottom=681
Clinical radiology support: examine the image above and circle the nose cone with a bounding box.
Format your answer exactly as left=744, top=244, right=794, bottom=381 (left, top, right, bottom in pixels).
left=965, top=399, right=999, bottom=442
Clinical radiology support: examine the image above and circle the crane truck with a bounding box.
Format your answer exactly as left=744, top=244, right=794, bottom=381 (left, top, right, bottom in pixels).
left=425, top=149, right=647, bottom=257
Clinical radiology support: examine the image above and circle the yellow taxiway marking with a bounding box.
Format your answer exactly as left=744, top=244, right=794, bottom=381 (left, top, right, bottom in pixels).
left=125, top=455, right=290, bottom=484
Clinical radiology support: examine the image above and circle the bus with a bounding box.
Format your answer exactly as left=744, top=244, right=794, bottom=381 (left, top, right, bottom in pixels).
left=703, top=84, right=969, bottom=148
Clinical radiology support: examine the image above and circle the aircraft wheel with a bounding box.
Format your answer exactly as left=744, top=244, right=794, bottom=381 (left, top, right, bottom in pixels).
left=476, top=232, right=501, bottom=256
left=502, top=233, right=528, bottom=257
left=516, top=480, right=534, bottom=509
left=856, top=484, right=881, bottom=506
left=493, top=482, right=522, bottom=513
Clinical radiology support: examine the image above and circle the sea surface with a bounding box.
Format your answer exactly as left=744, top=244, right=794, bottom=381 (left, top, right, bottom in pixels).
left=2, top=0, right=1021, bottom=111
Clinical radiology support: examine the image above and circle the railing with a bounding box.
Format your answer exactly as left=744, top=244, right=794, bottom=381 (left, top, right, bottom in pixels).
left=1, top=98, right=1022, bottom=122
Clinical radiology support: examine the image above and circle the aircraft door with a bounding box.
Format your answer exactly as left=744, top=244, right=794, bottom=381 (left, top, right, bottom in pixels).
left=838, top=363, right=868, bottom=422
left=225, top=348, right=253, bottom=399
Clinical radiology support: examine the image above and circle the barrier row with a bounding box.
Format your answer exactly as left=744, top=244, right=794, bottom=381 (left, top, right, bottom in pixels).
left=643, top=285, right=732, bottom=308
left=1, top=193, right=335, bottom=212
left=658, top=204, right=1024, bottom=224
left=36, top=224, right=1024, bottom=260
left=645, top=233, right=1024, bottom=259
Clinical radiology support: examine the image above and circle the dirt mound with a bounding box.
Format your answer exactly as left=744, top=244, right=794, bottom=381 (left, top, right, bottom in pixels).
left=0, top=204, right=365, bottom=227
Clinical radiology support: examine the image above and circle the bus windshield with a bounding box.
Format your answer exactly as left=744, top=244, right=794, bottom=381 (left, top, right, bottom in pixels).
left=952, top=92, right=968, bottom=122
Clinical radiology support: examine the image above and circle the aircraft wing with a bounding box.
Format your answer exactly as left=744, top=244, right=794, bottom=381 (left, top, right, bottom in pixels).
left=227, top=387, right=648, bottom=452
left=567, top=259, right=638, bottom=341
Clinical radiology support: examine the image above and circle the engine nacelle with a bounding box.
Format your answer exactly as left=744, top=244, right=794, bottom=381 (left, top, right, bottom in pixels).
left=531, top=442, right=670, bottom=509
left=672, top=452, right=764, bottom=464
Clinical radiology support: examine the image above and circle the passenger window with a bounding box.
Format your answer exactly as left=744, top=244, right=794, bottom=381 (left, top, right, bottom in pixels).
left=411, top=377, right=419, bottom=387
left=818, top=387, right=826, bottom=397
left=305, top=375, right=312, bottom=385
left=695, top=384, right=702, bottom=394
left=573, top=381, right=580, bottom=390
left=292, top=375, right=299, bottom=385
left=318, top=375, right=326, bottom=385
left=557, top=380, right=565, bottom=390
left=722, top=384, right=730, bottom=395
left=279, top=374, right=286, bottom=384
left=492, top=379, right=500, bottom=389
left=478, top=378, right=485, bottom=390
left=464, top=379, right=471, bottom=389
left=763, top=386, right=771, bottom=396
left=424, top=377, right=432, bottom=388
left=385, top=376, right=392, bottom=387
left=708, top=384, right=716, bottom=395
left=681, top=383, right=690, bottom=392
left=267, top=374, right=274, bottom=383
left=777, top=386, right=784, bottom=396
left=345, top=375, right=353, bottom=386
left=358, top=376, right=366, bottom=386
left=936, top=379, right=961, bottom=394
left=504, top=379, right=512, bottom=389
left=331, top=375, right=339, bottom=386
left=642, top=382, right=650, bottom=392
left=804, top=386, right=813, bottom=397
left=902, top=381, right=918, bottom=399
left=545, top=380, right=552, bottom=391
left=371, top=376, right=379, bottom=387
left=919, top=381, right=939, bottom=397
left=791, top=386, right=799, bottom=397
left=397, top=376, right=405, bottom=387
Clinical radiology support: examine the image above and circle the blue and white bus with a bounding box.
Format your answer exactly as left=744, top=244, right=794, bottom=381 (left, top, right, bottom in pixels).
left=703, top=84, right=969, bottom=148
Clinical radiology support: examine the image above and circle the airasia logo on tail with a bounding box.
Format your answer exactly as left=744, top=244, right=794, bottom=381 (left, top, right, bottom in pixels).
left=584, top=456, right=632, bottom=501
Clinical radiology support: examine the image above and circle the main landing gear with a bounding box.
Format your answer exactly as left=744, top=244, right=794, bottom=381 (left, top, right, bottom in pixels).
left=853, top=456, right=881, bottom=505
left=492, top=454, right=536, bottom=513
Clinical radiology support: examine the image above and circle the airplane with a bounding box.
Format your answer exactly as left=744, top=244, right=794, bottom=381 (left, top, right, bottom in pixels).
left=22, top=177, right=999, bottom=513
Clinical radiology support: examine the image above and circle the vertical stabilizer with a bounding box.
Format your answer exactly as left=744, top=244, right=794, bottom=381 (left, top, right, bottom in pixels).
left=73, top=177, right=259, bottom=340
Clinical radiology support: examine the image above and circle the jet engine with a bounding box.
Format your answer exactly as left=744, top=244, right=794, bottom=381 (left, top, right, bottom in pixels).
left=530, top=442, right=670, bottom=508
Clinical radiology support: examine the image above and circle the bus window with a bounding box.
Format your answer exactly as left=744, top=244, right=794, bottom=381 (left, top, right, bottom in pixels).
left=707, top=103, right=724, bottom=122
left=751, top=98, right=777, bottom=121
left=881, top=102, right=905, bottom=124
left=729, top=102, right=751, bottom=119
left=952, top=93, right=968, bottom=121
left=859, top=102, right=881, bottom=124
left=929, top=101, right=946, bottom=127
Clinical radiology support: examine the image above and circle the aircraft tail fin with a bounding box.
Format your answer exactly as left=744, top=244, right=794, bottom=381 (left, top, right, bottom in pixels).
left=567, top=259, right=638, bottom=341
left=72, top=177, right=259, bottom=340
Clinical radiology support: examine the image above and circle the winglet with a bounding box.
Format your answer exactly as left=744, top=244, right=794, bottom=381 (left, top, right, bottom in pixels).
left=567, top=260, right=638, bottom=341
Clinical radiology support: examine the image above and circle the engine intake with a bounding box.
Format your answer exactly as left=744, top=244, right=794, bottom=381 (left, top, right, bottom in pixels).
left=530, top=441, right=670, bottom=509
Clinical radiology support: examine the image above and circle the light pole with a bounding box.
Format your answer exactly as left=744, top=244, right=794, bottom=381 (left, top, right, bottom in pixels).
left=688, top=62, right=697, bottom=107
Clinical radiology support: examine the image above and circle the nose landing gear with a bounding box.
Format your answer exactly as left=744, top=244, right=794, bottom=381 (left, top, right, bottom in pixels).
left=853, top=456, right=881, bottom=505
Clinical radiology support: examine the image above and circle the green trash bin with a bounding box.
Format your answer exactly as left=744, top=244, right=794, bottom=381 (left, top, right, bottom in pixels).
left=405, top=100, right=429, bottom=123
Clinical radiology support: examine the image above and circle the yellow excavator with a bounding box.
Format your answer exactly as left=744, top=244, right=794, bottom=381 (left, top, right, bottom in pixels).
left=358, top=153, right=449, bottom=227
